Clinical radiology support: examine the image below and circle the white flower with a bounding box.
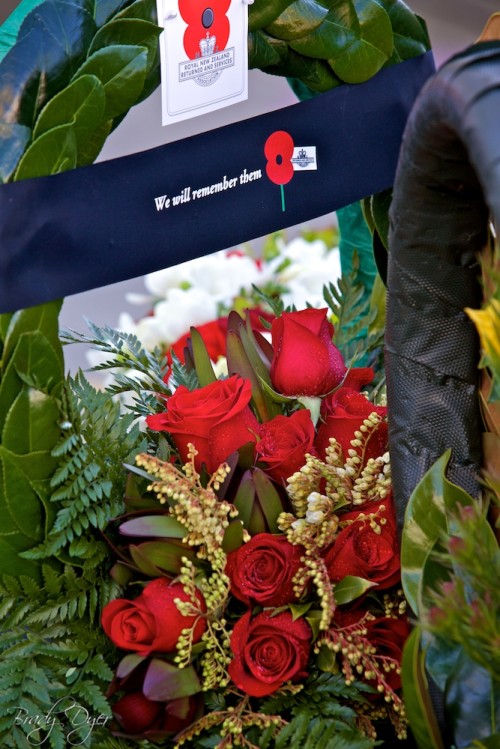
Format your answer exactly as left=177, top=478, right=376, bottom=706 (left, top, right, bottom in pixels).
left=306, top=510, right=325, bottom=525
left=152, top=287, right=218, bottom=344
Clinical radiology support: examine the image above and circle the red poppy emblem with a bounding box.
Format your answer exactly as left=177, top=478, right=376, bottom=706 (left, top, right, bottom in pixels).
left=179, top=0, right=231, bottom=60
left=264, top=131, right=295, bottom=186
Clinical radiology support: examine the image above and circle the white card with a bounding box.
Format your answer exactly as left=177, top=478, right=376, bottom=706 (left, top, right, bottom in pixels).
left=157, top=0, right=250, bottom=126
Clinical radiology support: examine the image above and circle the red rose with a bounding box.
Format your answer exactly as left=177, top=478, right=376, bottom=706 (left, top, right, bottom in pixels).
left=315, top=387, right=387, bottom=465
left=228, top=610, right=311, bottom=697
left=168, top=317, right=228, bottom=370
left=342, top=367, right=375, bottom=391
left=146, top=375, right=259, bottom=473
left=325, top=498, right=400, bottom=590
left=270, top=308, right=346, bottom=396
left=255, top=409, right=316, bottom=483
left=113, top=692, right=201, bottom=737
left=226, top=533, right=304, bottom=606
left=102, top=579, right=206, bottom=656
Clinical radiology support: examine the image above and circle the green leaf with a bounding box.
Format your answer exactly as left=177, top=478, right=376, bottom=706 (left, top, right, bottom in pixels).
left=33, top=74, right=106, bottom=161
left=72, top=44, right=148, bottom=120
left=143, top=659, right=201, bottom=700
left=2, top=388, right=60, bottom=456
left=401, top=627, right=445, bottom=749
left=129, top=540, right=196, bottom=575
left=14, top=123, right=77, bottom=180
left=248, top=30, right=289, bottom=69
left=76, top=117, right=113, bottom=165
left=267, top=0, right=329, bottom=41
left=377, top=0, right=430, bottom=62
left=333, top=575, right=377, bottom=604
left=289, top=0, right=393, bottom=83
left=115, top=0, right=158, bottom=23
left=253, top=468, right=284, bottom=533
left=249, top=0, right=296, bottom=32
left=88, top=18, right=161, bottom=72
left=190, top=326, right=217, bottom=387
left=222, top=519, right=245, bottom=553
left=445, top=651, right=500, bottom=747
left=119, top=515, right=187, bottom=538
left=328, top=0, right=393, bottom=83
left=0, top=123, right=31, bottom=182
left=401, top=450, right=472, bottom=615
left=116, top=653, right=146, bottom=679
left=2, top=300, right=63, bottom=370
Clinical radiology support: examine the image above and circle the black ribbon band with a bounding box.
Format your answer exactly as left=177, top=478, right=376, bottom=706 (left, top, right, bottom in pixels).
left=0, top=52, right=435, bottom=313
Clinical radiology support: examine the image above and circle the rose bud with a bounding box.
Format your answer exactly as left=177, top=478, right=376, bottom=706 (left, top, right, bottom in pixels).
left=228, top=610, right=311, bottom=697
left=325, top=497, right=400, bottom=590
left=113, top=692, right=162, bottom=735
left=226, top=533, right=305, bottom=606
left=315, top=387, right=387, bottom=466
left=146, top=375, right=258, bottom=473
left=102, top=578, right=206, bottom=656
left=113, top=692, right=202, bottom=738
left=270, top=308, right=346, bottom=396
left=255, top=409, right=316, bottom=484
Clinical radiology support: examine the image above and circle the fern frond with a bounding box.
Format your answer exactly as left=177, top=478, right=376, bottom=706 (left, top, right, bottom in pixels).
left=61, top=321, right=170, bottom=395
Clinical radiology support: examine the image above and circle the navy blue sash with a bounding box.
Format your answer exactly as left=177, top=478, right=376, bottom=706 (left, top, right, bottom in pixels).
left=0, top=51, right=435, bottom=312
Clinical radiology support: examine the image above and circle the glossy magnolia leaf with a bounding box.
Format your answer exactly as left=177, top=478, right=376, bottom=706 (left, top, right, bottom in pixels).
left=272, top=49, right=342, bottom=92
left=401, top=627, right=445, bottom=749
left=0, top=448, right=54, bottom=579
left=289, top=0, right=392, bottom=83
left=119, top=514, right=186, bottom=538
left=0, top=0, right=96, bottom=126
left=445, top=651, right=500, bottom=748
left=73, top=44, right=148, bottom=120
left=88, top=18, right=161, bottom=72
left=33, top=74, right=106, bottom=158
left=0, top=123, right=31, bottom=183
left=143, top=659, right=201, bottom=701
left=400, top=450, right=472, bottom=615
left=116, top=0, right=158, bottom=24
left=2, top=388, right=60, bottom=456
left=328, top=0, right=393, bottom=83
left=333, top=575, right=377, bottom=604
left=381, top=0, right=430, bottom=62
left=248, top=0, right=296, bottom=33
left=8, top=331, right=65, bottom=398
left=1, top=299, right=64, bottom=369
left=267, top=0, right=329, bottom=41
left=77, top=117, right=113, bottom=166
left=95, top=0, right=132, bottom=27
left=248, top=30, right=289, bottom=70
left=14, top=123, right=77, bottom=180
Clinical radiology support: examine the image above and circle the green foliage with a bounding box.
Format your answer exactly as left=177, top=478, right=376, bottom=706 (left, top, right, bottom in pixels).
left=0, top=0, right=431, bottom=181
left=23, top=371, right=145, bottom=559
left=0, top=301, right=64, bottom=580
left=257, top=672, right=376, bottom=749
left=248, top=0, right=430, bottom=90
left=0, top=612, right=116, bottom=748
left=323, top=255, right=384, bottom=369
left=400, top=453, right=500, bottom=749
left=0, top=0, right=160, bottom=182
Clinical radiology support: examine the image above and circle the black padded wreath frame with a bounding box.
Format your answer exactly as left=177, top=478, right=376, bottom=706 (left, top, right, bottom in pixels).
left=386, top=42, right=500, bottom=531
